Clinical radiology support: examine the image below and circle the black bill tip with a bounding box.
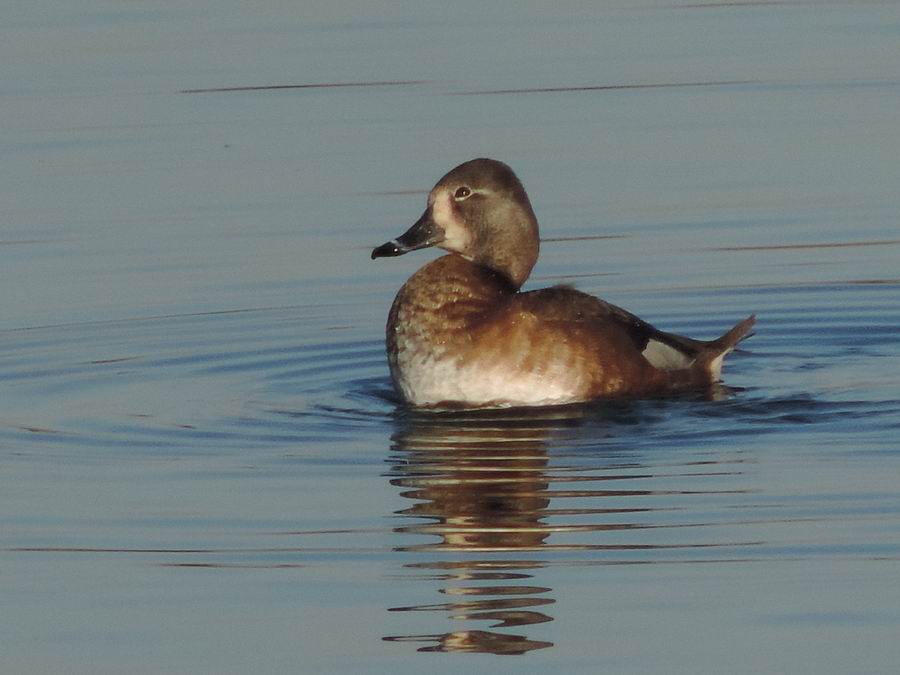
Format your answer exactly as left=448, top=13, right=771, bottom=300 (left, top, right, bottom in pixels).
left=371, top=240, right=405, bottom=259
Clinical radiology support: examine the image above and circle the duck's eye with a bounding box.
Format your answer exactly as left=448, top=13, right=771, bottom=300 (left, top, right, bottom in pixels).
left=454, top=186, right=471, bottom=200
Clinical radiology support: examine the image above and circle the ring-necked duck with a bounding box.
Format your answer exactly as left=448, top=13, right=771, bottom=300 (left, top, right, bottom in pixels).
left=372, top=158, right=755, bottom=408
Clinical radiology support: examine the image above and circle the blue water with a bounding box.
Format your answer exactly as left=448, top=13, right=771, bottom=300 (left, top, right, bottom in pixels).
left=3, top=2, right=900, bottom=674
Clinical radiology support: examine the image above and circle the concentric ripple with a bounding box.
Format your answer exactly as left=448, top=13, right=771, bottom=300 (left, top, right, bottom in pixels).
left=2, top=279, right=899, bottom=656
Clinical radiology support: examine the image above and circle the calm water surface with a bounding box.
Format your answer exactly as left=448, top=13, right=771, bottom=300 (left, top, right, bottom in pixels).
left=3, top=2, right=900, bottom=674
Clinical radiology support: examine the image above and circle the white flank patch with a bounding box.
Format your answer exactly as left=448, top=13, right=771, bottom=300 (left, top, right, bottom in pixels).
left=641, top=339, right=693, bottom=371
left=707, top=351, right=727, bottom=381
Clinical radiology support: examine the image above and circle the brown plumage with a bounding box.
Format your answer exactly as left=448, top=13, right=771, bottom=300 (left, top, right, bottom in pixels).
left=372, top=158, right=755, bottom=408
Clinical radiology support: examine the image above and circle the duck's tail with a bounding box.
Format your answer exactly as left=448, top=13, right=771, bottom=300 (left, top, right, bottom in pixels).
left=695, top=314, right=757, bottom=382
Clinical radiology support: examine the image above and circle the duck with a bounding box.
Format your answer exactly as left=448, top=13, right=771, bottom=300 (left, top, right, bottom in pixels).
left=372, top=158, right=755, bottom=409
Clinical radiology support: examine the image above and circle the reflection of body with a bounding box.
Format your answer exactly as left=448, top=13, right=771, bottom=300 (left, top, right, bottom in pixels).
left=384, top=413, right=559, bottom=654
left=395, top=428, right=551, bottom=552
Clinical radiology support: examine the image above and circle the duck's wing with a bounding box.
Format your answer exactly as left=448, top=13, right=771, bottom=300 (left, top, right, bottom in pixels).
left=515, top=286, right=754, bottom=374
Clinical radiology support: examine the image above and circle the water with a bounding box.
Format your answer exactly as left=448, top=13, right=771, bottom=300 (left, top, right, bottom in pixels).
left=3, top=2, right=900, bottom=673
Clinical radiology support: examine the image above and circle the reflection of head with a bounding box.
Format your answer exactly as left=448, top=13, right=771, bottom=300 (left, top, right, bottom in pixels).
left=385, top=629, right=552, bottom=655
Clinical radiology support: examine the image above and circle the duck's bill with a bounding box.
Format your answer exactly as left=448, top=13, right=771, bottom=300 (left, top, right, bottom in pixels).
left=371, top=209, right=444, bottom=259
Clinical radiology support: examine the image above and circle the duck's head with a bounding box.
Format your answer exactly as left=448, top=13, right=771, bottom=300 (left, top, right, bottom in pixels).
left=372, top=158, right=540, bottom=289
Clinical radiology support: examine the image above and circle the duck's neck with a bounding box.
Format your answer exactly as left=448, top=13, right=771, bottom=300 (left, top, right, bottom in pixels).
left=476, top=239, right=537, bottom=289
left=473, top=202, right=540, bottom=289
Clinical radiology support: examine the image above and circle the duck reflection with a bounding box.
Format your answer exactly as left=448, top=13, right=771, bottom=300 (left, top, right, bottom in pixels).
left=383, top=407, right=588, bottom=654
left=381, top=397, right=753, bottom=654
